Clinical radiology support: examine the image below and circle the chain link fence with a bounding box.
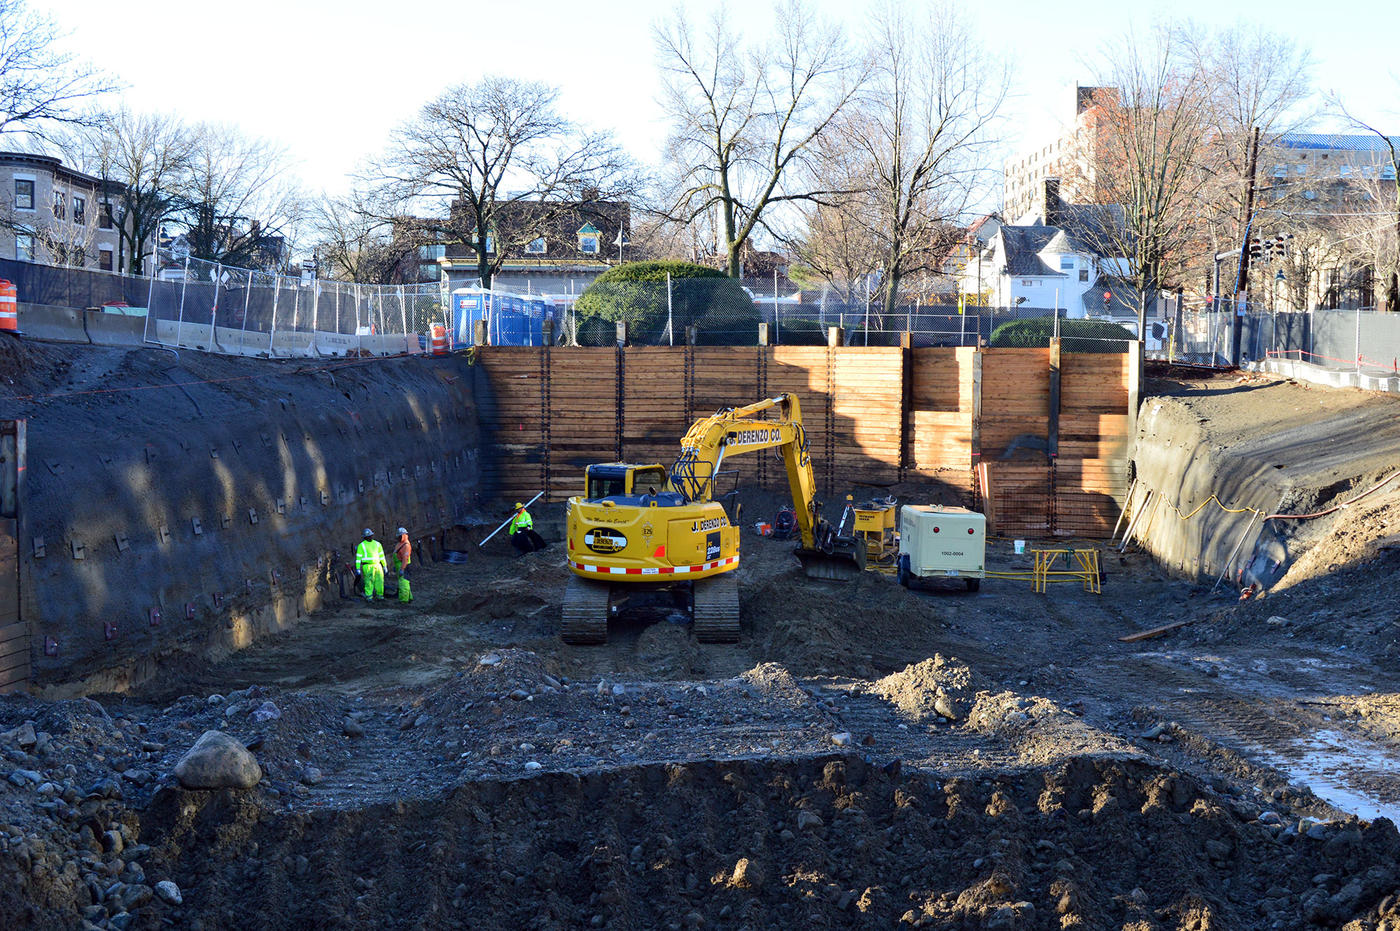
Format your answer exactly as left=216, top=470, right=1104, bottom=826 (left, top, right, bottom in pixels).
left=0, top=257, right=149, bottom=308
left=553, top=276, right=1143, bottom=350
left=145, top=249, right=447, bottom=357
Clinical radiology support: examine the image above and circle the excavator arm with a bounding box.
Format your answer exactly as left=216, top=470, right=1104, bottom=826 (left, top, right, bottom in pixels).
left=668, top=394, right=863, bottom=577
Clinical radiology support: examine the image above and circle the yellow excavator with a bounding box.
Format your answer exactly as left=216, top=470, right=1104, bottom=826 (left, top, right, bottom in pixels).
left=562, top=393, right=865, bottom=644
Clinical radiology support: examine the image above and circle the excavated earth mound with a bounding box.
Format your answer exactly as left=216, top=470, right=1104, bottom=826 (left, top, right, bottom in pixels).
left=7, top=748, right=1400, bottom=930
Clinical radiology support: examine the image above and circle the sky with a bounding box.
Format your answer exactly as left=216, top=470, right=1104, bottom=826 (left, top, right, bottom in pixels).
left=34, top=0, right=1400, bottom=203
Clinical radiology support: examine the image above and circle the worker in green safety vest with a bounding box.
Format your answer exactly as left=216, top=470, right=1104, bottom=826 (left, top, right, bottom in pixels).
left=508, top=502, right=547, bottom=555
left=355, top=528, right=388, bottom=601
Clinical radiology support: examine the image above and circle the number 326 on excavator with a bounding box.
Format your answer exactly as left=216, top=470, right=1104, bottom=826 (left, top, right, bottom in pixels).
left=562, top=393, right=864, bottom=644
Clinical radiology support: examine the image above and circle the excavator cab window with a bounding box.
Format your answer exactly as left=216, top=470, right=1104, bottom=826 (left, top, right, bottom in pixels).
left=632, top=466, right=667, bottom=496
left=585, top=465, right=628, bottom=500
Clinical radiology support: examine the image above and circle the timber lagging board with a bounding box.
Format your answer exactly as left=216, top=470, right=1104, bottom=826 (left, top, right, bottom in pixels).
left=475, top=344, right=1135, bottom=538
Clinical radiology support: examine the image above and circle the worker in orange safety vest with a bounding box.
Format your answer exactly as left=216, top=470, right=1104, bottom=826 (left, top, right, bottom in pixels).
left=392, top=527, right=413, bottom=603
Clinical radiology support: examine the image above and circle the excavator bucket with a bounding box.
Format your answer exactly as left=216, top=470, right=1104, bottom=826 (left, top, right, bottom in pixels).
left=794, top=537, right=866, bottom=581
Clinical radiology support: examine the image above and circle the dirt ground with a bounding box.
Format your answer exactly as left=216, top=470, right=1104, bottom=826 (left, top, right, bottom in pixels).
left=5, top=368, right=1400, bottom=930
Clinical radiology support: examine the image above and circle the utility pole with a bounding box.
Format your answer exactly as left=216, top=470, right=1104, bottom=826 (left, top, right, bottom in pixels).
left=1231, top=126, right=1261, bottom=366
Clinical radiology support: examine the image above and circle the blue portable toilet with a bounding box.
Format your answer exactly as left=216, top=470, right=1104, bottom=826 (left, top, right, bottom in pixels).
left=451, top=289, right=489, bottom=345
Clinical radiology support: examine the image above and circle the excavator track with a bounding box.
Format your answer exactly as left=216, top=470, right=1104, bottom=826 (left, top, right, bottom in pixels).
left=561, top=576, right=611, bottom=645
left=692, top=573, right=740, bottom=644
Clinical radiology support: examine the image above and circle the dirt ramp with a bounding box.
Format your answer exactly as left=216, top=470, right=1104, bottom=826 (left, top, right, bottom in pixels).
left=120, top=755, right=1400, bottom=930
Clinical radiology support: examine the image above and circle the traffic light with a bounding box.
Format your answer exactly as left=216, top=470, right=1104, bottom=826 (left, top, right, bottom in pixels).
left=1248, top=238, right=1263, bottom=260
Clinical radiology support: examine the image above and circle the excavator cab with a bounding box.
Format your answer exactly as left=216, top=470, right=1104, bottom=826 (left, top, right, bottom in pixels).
left=584, top=463, right=672, bottom=501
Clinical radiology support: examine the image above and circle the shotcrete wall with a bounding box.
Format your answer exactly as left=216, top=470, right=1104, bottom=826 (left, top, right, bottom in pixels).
left=1, top=342, right=487, bottom=692
left=1129, top=388, right=1398, bottom=586
left=1130, top=398, right=1283, bottom=581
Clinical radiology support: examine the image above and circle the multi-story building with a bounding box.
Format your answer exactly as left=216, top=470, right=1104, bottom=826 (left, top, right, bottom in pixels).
left=431, top=198, right=631, bottom=294
left=1002, top=86, right=1111, bottom=223
left=1259, top=133, right=1398, bottom=310
left=0, top=151, right=126, bottom=272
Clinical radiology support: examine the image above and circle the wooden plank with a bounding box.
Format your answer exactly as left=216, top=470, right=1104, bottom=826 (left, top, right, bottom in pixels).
left=0, top=637, right=27, bottom=663
left=1119, top=620, right=1189, bottom=642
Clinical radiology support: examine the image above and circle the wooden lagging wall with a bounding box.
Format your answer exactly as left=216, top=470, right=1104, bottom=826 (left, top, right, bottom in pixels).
left=476, top=345, right=1135, bottom=538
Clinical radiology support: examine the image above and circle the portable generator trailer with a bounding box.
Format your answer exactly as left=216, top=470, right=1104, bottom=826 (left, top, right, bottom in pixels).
left=896, top=505, right=986, bottom=592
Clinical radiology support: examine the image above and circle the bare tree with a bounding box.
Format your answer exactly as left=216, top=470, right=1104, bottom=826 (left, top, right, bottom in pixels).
left=59, top=109, right=196, bottom=274
left=1074, top=26, right=1213, bottom=332
left=790, top=198, right=883, bottom=304
left=1334, top=101, right=1400, bottom=312
left=311, top=185, right=424, bottom=284
left=1187, top=24, right=1313, bottom=289
left=179, top=123, right=302, bottom=269
left=382, top=76, right=637, bottom=290
left=833, top=1, right=1007, bottom=318
left=655, top=0, right=866, bottom=278
left=0, top=0, right=112, bottom=140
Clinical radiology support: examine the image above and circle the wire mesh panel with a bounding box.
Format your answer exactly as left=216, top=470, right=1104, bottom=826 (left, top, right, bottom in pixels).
left=144, top=248, right=442, bottom=357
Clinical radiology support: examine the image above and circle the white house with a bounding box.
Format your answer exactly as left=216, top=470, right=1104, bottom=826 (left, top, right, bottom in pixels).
left=964, top=180, right=1134, bottom=316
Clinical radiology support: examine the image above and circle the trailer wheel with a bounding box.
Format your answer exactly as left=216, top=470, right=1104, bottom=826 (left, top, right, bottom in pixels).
left=897, top=554, right=911, bottom=588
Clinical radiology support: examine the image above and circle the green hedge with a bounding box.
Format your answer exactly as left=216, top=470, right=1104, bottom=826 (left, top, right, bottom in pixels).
left=575, top=261, right=757, bottom=343
left=989, top=316, right=1135, bottom=352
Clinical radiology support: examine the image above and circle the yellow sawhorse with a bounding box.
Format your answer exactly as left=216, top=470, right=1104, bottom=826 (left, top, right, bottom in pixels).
left=1031, top=548, right=1101, bottom=594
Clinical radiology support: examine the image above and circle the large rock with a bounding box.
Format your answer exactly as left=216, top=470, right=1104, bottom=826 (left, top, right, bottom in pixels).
left=173, top=731, right=262, bottom=790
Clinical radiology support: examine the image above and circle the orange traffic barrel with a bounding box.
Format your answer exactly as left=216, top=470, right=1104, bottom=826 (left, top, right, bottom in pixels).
left=0, top=280, right=16, bottom=333
left=430, top=324, right=448, bottom=356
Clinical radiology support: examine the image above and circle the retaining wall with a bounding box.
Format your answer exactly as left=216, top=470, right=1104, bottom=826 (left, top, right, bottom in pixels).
left=1128, top=398, right=1284, bottom=581
left=1126, top=389, right=1400, bottom=585
left=4, top=345, right=486, bottom=692
left=475, top=344, right=1137, bottom=538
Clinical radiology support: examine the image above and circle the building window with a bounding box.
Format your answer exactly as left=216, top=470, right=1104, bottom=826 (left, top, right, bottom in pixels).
left=1059, top=256, right=1075, bottom=271
left=417, top=242, right=445, bottom=261
left=14, top=232, right=33, bottom=262
left=526, top=237, right=546, bottom=254
left=1272, top=165, right=1286, bottom=178
left=99, top=247, right=113, bottom=271
left=72, top=196, right=85, bottom=225
left=52, top=190, right=66, bottom=219
left=578, top=223, right=602, bottom=254
left=1303, top=190, right=1316, bottom=200
left=1078, top=269, right=1089, bottom=282
left=1021, top=279, right=1035, bottom=286
left=1295, top=165, right=1307, bottom=175
left=14, top=178, right=33, bottom=210
left=99, top=201, right=114, bottom=229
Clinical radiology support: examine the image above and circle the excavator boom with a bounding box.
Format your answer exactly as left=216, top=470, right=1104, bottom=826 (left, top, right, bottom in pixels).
left=669, top=393, right=863, bottom=579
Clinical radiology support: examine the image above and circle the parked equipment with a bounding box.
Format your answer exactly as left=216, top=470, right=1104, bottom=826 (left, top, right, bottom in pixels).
left=848, top=495, right=900, bottom=574
left=562, top=393, right=864, bottom=645
left=897, top=505, right=986, bottom=592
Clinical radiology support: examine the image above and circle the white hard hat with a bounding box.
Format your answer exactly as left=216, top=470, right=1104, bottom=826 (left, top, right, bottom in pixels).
left=397, top=527, right=407, bottom=535
left=363, top=528, right=374, bottom=538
